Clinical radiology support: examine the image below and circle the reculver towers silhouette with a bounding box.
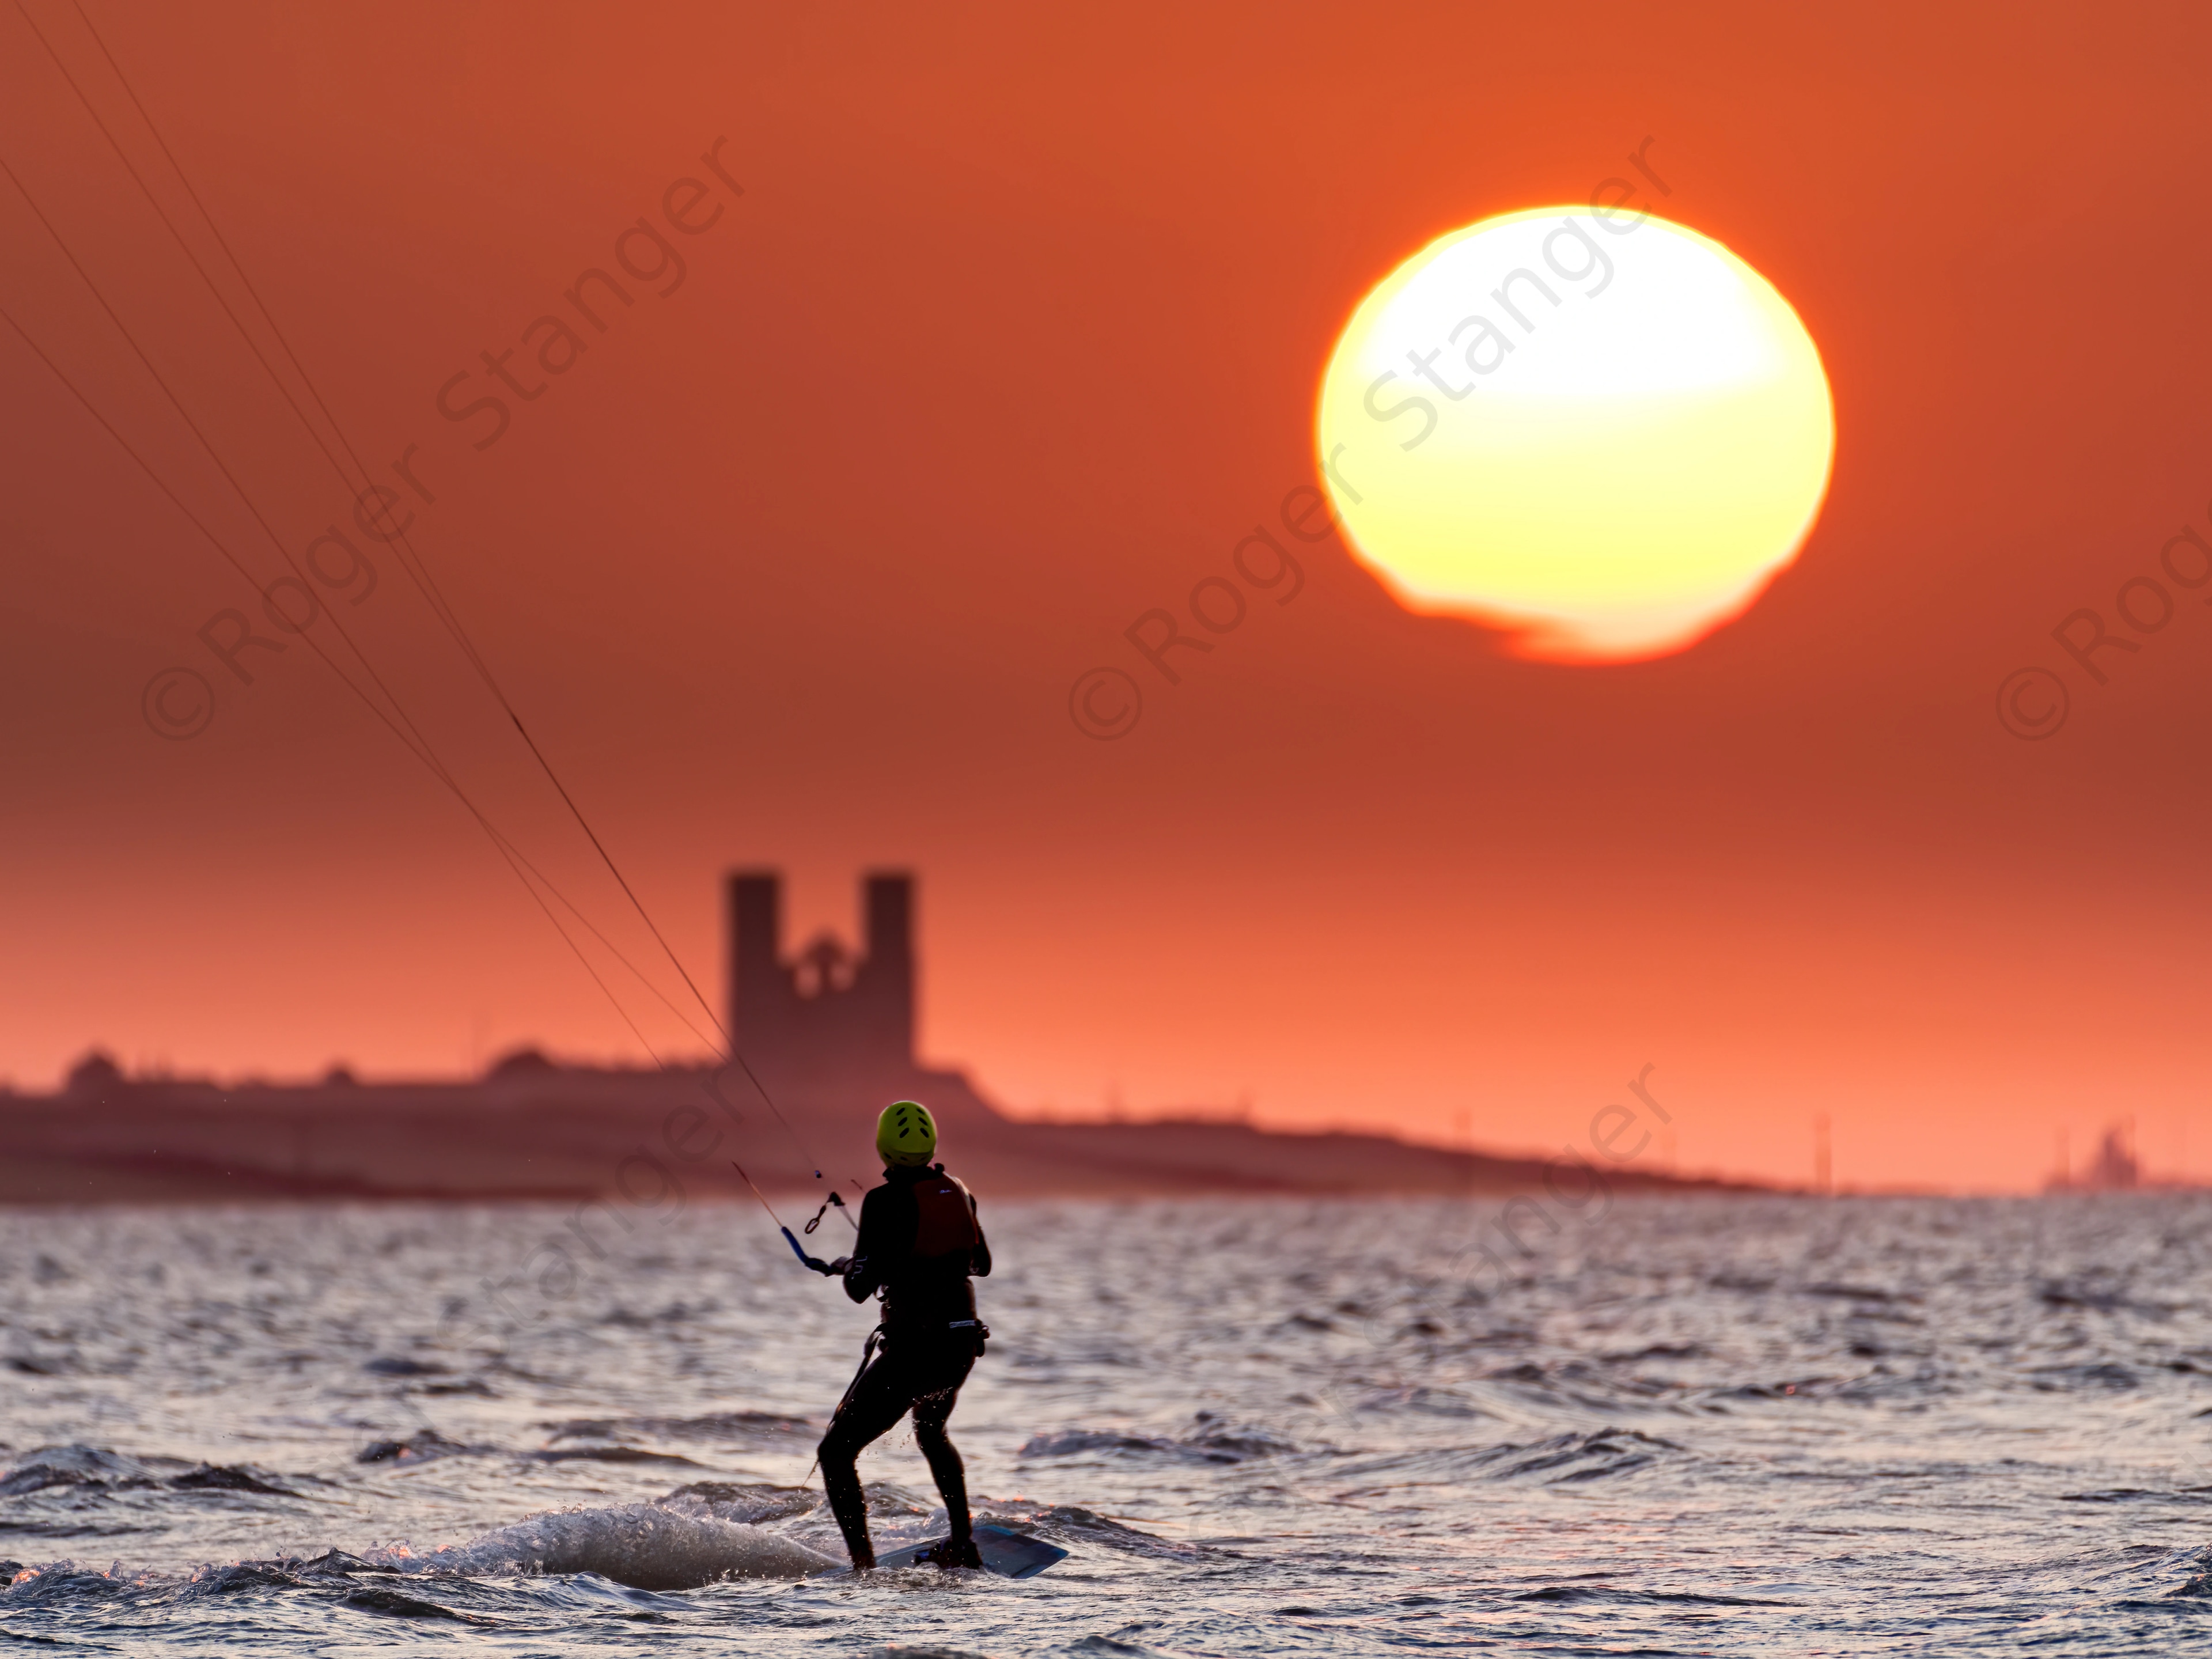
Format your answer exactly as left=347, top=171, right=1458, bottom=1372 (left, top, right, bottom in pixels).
left=724, top=868, right=993, bottom=1131
left=729, top=870, right=915, bottom=1084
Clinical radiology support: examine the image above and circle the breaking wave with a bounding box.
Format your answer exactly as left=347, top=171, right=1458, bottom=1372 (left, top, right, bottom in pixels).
left=370, top=1502, right=840, bottom=1590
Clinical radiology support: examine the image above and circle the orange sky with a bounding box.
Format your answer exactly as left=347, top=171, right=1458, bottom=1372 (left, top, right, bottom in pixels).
left=3, top=1, right=2209, bottom=1194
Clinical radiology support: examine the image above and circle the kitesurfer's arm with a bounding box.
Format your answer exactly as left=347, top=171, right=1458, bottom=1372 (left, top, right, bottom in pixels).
left=842, top=1185, right=894, bottom=1302
left=969, top=1191, right=991, bottom=1278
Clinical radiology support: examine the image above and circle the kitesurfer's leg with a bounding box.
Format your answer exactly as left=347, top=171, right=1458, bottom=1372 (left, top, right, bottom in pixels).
left=817, top=1353, right=918, bottom=1570
left=912, top=1344, right=981, bottom=1568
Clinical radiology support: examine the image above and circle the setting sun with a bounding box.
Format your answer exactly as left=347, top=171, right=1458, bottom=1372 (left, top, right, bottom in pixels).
left=1317, top=207, right=1835, bottom=662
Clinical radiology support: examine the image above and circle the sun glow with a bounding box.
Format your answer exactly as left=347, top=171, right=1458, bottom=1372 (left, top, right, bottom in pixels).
left=1316, top=207, right=1835, bottom=662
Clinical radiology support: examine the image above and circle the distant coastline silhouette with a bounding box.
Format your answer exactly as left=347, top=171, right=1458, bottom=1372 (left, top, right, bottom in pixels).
left=0, top=872, right=1755, bottom=1205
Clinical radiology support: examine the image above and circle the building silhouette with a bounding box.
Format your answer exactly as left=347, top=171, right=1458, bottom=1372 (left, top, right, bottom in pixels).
left=2048, top=1121, right=2141, bottom=1192
left=719, top=868, right=995, bottom=1132
left=728, top=870, right=915, bottom=1078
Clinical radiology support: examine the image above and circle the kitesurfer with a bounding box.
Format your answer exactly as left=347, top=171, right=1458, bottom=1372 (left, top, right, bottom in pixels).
left=817, top=1100, right=993, bottom=1570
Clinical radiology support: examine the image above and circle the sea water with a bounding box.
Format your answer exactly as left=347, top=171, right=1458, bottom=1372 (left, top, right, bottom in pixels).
left=2, top=1194, right=2210, bottom=1655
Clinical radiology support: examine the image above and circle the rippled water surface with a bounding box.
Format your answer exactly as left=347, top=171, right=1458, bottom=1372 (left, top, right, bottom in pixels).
left=4, top=1194, right=2212, bottom=1655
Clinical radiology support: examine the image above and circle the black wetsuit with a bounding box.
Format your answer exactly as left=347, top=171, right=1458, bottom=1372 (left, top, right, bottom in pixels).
left=818, top=1162, right=993, bottom=1567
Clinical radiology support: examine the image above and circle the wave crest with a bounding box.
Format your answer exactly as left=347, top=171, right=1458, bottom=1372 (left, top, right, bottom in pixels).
left=374, top=1502, right=839, bottom=1590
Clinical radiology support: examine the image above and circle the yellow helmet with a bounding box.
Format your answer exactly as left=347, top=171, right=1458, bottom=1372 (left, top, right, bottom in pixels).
left=876, top=1100, right=938, bottom=1168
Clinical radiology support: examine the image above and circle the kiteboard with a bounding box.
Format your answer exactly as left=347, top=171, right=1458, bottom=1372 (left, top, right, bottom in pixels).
left=879, top=1524, right=1068, bottom=1578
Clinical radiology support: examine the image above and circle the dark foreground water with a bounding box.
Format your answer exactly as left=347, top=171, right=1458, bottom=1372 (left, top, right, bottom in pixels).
left=3, top=1194, right=2211, bottom=1656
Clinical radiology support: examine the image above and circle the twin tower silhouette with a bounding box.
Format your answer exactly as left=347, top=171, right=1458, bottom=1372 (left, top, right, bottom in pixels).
left=726, top=871, right=990, bottom=1130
